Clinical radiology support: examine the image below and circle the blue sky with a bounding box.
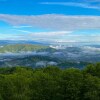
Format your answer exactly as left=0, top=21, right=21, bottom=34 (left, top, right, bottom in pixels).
left=0, top=0, right=100, bottom=43
left=0, top=0, right=100, bottom=15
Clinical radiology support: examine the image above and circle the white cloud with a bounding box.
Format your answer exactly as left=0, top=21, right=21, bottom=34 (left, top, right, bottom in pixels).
left=29, top=31, right=71, bottom=37
left=12, top=29, right=32, bottom=33
left=40, top=1, right=100, bottom=10
left=0, top=14, right=100, bottom=31
left=0, top=31, right=100, bottom=43
left=13, top=25, right=33, bottom=28
left=0, top=31, right=72, bottom=41
left=0, top=33, right=25, bottom=40
left=0, top=14, right=100, bottom=43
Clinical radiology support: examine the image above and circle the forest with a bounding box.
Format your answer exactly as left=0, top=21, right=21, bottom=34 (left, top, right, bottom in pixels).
left=0, top=63, right=100, bottom=100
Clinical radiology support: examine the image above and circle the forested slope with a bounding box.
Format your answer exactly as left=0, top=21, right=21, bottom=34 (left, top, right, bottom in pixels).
left=0, top=44, right=48, bottom=53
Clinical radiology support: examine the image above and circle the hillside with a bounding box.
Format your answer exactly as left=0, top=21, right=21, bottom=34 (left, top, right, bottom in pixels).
left=0, top=44, right=49, bottom=53
left=0, top=44, right=99, bottom=68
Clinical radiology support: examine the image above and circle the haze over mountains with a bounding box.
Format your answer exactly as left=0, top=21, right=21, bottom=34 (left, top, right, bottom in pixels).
left=0, top=40, right=99, bottom=68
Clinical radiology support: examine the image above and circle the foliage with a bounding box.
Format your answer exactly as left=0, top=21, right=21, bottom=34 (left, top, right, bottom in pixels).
left=0, top=63, right=100, bottom=100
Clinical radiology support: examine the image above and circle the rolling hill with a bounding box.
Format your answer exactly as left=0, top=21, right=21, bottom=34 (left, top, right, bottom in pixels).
left=0, top=44, right=49, bottom=53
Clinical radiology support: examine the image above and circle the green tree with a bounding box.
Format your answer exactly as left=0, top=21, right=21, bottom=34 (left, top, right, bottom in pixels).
left=59, top=68, right=83, bottom=100
left=81, top=74, right=100, bottom=100
left=83, top=63, right=100, bottom=78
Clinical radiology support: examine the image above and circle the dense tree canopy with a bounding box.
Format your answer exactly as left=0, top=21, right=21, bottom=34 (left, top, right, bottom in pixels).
left=0, top=63, right=100, bottom=100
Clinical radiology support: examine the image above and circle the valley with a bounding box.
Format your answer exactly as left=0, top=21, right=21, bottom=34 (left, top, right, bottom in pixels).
left=0, top=40, right=99, bottom=69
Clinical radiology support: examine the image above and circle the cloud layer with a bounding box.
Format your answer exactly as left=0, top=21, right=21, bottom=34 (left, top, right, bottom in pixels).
left=0, top=14, right=100, bottom=31
left=0, top=14, right=100, bottom=43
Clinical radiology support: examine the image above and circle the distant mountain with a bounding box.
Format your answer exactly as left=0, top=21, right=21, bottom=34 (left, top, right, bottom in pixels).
left=0, top=40, right=48, bottom=46
left=0, top=42, right=99, bottom=68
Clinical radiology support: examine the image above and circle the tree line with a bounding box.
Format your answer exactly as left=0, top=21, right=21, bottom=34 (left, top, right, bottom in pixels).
left=0, top=63, right=100, bottom=100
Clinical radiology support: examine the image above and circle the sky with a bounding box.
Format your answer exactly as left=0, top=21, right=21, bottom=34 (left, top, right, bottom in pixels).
left=0, top=0, right=100, bottom=43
